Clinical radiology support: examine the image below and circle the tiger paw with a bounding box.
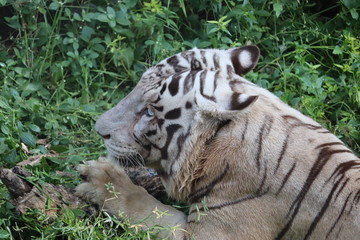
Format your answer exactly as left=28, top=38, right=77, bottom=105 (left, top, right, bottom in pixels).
left=75, top=160, right=137, bottom=214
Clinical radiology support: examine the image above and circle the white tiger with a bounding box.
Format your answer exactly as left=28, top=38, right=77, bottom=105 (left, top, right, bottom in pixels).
left=76, top=45, right=360, bottom=240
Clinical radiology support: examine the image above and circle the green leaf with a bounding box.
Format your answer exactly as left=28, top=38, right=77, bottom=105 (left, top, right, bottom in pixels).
left=350, top=8, right=359, bottom=20
left=4, top=149, right=17, bottom=164
left=221, top=36, right=233, bottom=44
left=73, top=12, right=81, bottom=21
left=333, top=45, right=343, bottom=55
left=49, top=1, right=59, bottom=10
left=81, top=103, right=96, bottom=112
left=22, top=82, right=41, bottom=98
left=80, top=26, right=95, bottom=42
left=256, top=10, right=271, bottom=17
left=69, top=115, right=78, bottom=124
left=145, top=40, right=155, bottom=45
left=20, top=132, right=37, bottom=147
left=38, top=7, right=46, bottom=14
left=28, top=124, right=41, bottom=133
left=342, top=0, right=360, bottom=9
left=124, top=0, right=137, bottom=8
left=116, top=10, right=130, bottom=26
left=4, top=15, right=20, bottom=29
left=97, top=14, right=109, bottom=23
left=92, top=43, right=106, bottom=53
left=9, top=88, right=20, bottom=98
left=50, top=145, right=68, bottom=153
left=118, top=48, right=134, bottom=68
left=0, top=99, right=10, bottom=109
left=0, top=229, right=10, bottom=239
left=107, top=6, right=116, bottom=19
left=273, top=2, right=283, bottom=18
left=207, top=27, right=218, bottom=35
left=1, top=124, right=10, bottom=135
left=0, top=138, right=8, bottom=155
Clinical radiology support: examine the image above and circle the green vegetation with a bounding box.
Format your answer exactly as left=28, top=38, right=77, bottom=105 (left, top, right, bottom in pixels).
left=0, top=0, right=359, bottom=239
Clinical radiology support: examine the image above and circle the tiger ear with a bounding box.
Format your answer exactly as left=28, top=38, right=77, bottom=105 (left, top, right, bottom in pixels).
left=216, top=91, right=258, bottom=112
left=198, top=90, right=258, bottom=117
left=229, top=45, right=260, bottom=76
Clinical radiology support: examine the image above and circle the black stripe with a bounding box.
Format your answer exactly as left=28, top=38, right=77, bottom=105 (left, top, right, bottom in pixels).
left=160, top=124, right=182, bottom=160
left=153, top=105, right=163, bottom=112
left=181, top=50, right=194, bottom=62
left=160, top=83, right=167, bottom=95
left=274, top=134, right=290, bottom=173
left=276, top=148, right=353, bottom=240
left=282, top=115, right=324, bottom=131
left=166, top=55, right=187, bottom=73
left=255, top=116, right=274, bottom=171
left=256, top=164, right=269, bottom=194
left=316, top=142, right=344, bottom=149
left=205, top=120, right=231, bottom=146
left=156, top=168, right=168, bottom=178
left=185, top=101, right=192, bottom=109
left=241, top=117, right=249, bottom=142
left=169, top=120, right=230, bottom=185
left=183, top=70, right=197, bottom=95
left=188, top=164, right=229, bottom=203
left=214, top=70, right=219, bottom=92
left=276, top=162, right=296, bottom=196
left=154, top=95, right=161, bottom=103
left=175, top=126, right=191, bottom=159
left=227, top=64, right=234, bottom=75
left=354, top=190, right=360, bottom=205
left=189, top=191, right=267, bottom=214
left=326, top=193, right=352, bottom=239
left=326, top=160, right=360, bottom=185
left=191, top=59, right=201, bottom=70
left=145, top=129, right=157, bottom=136
left=143, top=81, right=161, bottom=94
left=168, top=74, right=181, bottom=96
left=230, top=93, right=258, bottom=111
left=200, top=50, right=207, bottom=67
left=158, top=118, right=164, bottom=129
left=304, top=177, right=343, bottom=240
left=206, top=191, right=268, bottom=211
left=199, top=70, right=215, bottom=101
left=213, top=53, right=220, bottom=69
left=318, top=130, right=331, bottom=134
left=334, top=178, right=349, bottom=201
left=165, top=108, right=181, bottom=120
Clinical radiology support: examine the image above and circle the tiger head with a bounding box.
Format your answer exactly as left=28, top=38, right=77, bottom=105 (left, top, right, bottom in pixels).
left=95, top=46, right=260, bottom=183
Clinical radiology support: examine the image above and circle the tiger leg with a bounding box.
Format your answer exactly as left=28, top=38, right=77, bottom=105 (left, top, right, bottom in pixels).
left=75, top=160, right=187, bottom=239
left=186, top=196, right=281, bottom=240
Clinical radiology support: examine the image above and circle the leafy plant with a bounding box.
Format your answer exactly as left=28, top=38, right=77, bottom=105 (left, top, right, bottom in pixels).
left=0, top=0, right=359, bottom=238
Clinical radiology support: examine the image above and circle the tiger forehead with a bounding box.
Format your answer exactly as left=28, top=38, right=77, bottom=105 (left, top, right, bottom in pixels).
left=140, top=48, right=234, bottom=92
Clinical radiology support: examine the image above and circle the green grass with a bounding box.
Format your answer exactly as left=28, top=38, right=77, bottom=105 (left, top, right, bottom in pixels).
left=0, top=0, right=359, bottom=239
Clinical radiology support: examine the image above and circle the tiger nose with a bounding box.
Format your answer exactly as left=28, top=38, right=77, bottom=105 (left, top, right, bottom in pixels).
left=95, top=113, right=112, bottom=140
left=97, top=131, right=111, bottom=139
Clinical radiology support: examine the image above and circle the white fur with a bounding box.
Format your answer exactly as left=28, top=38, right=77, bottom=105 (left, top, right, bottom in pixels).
left=239, top=93, right=250, bottom=103
left=239, top=50, right=252, bottom=69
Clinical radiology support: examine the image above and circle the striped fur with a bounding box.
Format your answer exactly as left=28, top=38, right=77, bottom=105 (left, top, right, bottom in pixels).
left=77, top=46, right=360, bottom=240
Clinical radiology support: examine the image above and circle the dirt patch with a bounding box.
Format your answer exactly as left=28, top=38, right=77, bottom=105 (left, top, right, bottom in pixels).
left=0, top=159, right=166, bottom=219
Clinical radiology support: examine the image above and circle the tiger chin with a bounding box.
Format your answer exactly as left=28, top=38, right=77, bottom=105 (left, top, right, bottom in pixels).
left=75, top=45, right=360, bottom=240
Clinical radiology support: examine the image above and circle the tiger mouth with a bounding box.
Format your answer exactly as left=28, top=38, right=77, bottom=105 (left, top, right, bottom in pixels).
left=106, top=143, right=144, bottom=167
left=110, top=154, right=145, bottom=167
